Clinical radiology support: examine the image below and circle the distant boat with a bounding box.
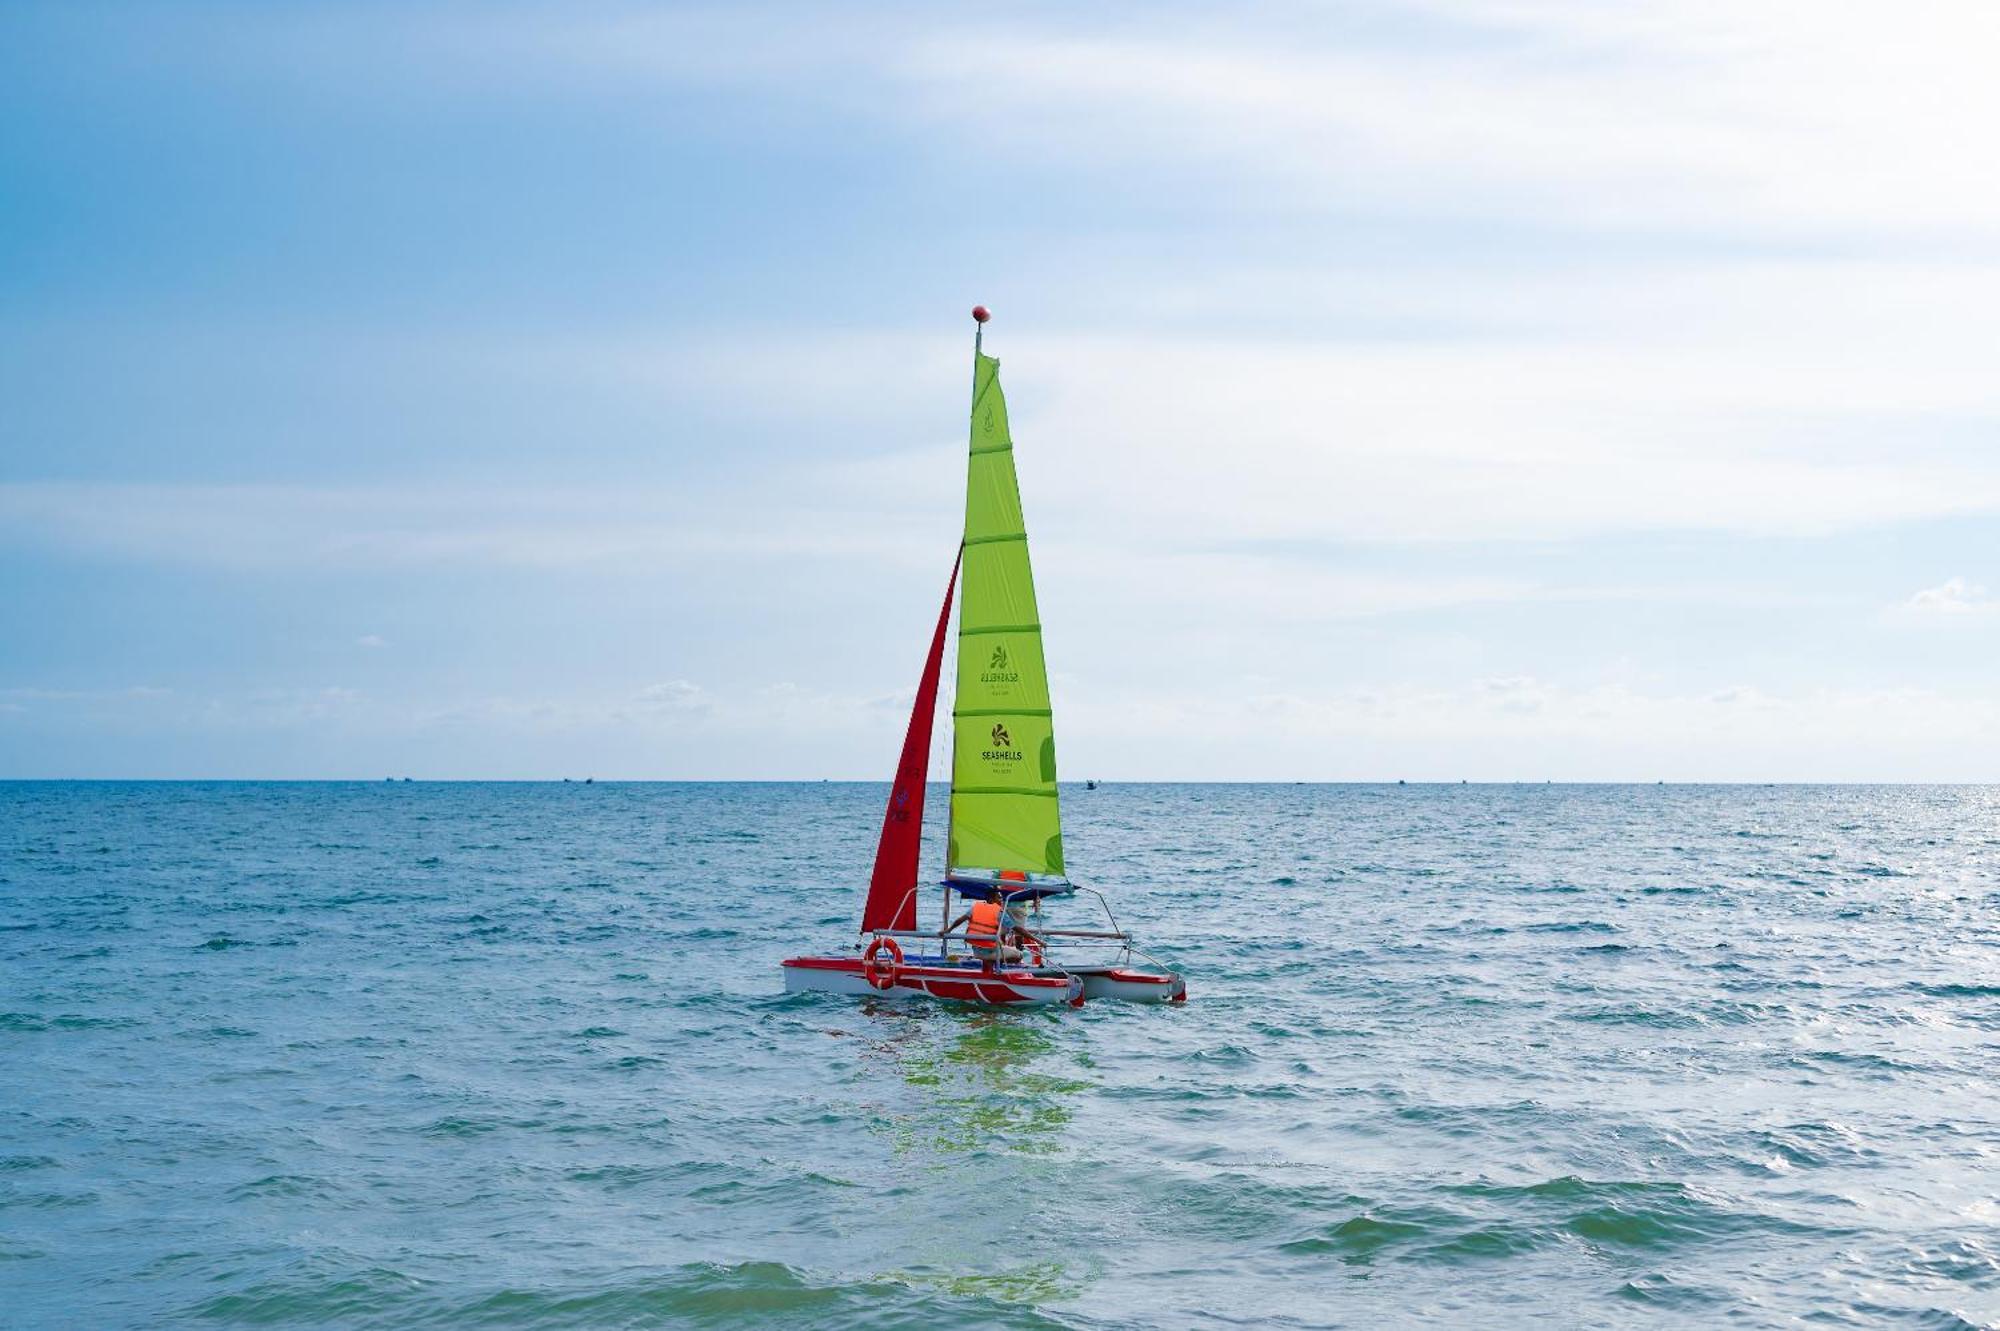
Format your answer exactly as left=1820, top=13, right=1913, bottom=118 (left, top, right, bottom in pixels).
left=1085, top=779, right=1098, bottom=790
left=782, top=310, right=1184, bottom=1008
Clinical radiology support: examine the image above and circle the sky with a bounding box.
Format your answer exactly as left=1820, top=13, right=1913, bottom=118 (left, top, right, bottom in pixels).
left=3, top=0, right=1999, bottom=780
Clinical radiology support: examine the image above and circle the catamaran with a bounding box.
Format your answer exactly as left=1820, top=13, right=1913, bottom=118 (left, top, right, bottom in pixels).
left=781, top=308, right=1186, bottom=1008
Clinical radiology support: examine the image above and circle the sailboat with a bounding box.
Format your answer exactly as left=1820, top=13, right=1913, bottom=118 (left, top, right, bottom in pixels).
left=781, top=309, right=1186, bottom=1008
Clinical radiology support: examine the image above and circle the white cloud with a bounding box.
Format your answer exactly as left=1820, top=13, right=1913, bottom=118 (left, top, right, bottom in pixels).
left=632, top=679, right=711, bottom=713
left=356, top=634, right=387, bottom=648
left=1055, top=677, right=2000, bottom=781
left=112, top=3, right=2000, bottom=237
left=10, top=293, right=2000, bottom=578
left=0, top=478, right=940, bottom=572
left=236, top=687, right=363, bottom=724
left=7, top=668, right=1993, bottom=781
left=1008, top=332, right=2000, bottom=547
left=907, top=3, right=2000, bottom=233
left=0, top=686, right=172, bottom=704
left=1905, top=577, right=1991, bottom=615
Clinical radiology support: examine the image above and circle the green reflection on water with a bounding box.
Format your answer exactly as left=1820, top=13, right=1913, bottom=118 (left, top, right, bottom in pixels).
left=842, top=1005, right=1101, bottom=1311
left=886, top=1263, right=1082, bottom=1309
left=875, top=1008, right=1091, bottom=1158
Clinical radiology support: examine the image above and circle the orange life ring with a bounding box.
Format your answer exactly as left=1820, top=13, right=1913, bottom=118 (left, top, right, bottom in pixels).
left=862, top=936, right=902, bottom=991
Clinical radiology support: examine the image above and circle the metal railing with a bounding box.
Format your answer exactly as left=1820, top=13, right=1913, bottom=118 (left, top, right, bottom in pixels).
left=860, top=878, right=1174, bottom=982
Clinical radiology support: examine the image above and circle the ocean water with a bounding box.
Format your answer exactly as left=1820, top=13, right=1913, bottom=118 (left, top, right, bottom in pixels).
left=3, top=781, right=1999, bottom=1329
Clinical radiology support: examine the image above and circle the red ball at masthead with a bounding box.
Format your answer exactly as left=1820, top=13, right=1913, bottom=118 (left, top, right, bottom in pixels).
left=971, top=305, right=991, bottom=323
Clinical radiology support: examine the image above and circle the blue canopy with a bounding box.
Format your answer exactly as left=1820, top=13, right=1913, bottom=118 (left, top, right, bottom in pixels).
left=945, top=869, right=1075, bottom=901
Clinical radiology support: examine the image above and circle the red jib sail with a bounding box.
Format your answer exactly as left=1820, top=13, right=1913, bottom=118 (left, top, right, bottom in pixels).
left=860, top=554, right=961, bottom=934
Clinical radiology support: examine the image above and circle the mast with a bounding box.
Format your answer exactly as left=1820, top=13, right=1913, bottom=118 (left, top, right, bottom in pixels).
left=941, top=304, right=989, bottom=937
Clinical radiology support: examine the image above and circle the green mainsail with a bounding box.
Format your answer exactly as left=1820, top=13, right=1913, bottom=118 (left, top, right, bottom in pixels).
left=947, top=352, right=1064, bottom=877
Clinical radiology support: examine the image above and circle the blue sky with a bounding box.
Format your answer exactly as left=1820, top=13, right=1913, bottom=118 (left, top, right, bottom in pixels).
left=3, top=1, right=1999, bottom=779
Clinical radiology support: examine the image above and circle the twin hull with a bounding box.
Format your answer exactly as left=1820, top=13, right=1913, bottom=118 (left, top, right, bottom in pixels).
left=781, top=955, right=1184, bottom=1006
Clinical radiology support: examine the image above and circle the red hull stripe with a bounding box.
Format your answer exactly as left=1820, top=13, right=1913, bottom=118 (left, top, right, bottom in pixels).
left=782, top=956, right=1071, bottom=991
left=919, top=979, right=984, bottom=1002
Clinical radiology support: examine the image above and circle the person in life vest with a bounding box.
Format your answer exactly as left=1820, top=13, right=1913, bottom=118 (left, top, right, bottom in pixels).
left=949, top=888, right=1021, bottom=964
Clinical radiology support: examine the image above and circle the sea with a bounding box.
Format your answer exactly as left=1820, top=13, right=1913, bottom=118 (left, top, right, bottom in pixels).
left=3, top=781, right=1998, bottom=1329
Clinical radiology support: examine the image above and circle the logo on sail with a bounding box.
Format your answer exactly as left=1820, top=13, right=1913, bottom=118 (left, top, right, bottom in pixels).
left=980, top=642, right=1019, bottom=686
left=982, top=722, right=1021, bottom=763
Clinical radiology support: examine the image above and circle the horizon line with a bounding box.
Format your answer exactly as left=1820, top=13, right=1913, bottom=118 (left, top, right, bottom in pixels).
left=3, top=778, right=1996, bottom=787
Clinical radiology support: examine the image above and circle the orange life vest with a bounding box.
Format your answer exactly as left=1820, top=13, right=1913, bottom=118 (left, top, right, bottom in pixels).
left=968, top=899, right=1003, bottom=944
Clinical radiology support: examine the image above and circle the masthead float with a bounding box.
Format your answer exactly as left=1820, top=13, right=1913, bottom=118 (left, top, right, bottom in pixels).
left=781, top=309, right=1186, bottom=1007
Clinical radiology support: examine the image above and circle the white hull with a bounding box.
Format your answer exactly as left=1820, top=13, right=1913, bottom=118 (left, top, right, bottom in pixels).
left=783, top=965, right=905, bottom=999
left=1068, top=966, right=1187, bottom=1003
